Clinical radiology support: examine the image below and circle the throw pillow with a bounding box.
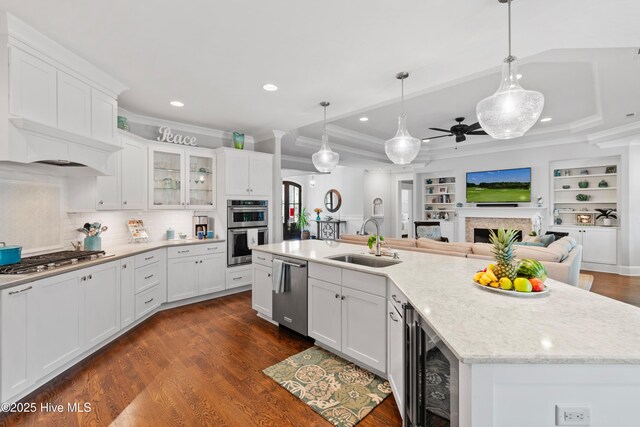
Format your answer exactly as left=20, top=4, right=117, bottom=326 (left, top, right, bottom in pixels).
left=523, top=235, right=542, bottom=243
left=539, top=234, right=556, bottom=247
left=515, top=241, right=546, bottom=247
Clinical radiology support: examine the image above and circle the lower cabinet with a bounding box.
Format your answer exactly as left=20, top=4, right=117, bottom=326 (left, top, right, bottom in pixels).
left=82, top=262, right=120, bottom=350
left=308, top=273, right=387, bottom=373
left=167, top=245, right=225, bottom=302
left=252, top=263, right=273, bottom=318
left=550, top=226, right=617, bottom=265
left=387, top=301, right=404, bottom=412
left=120, top=258, right=135, bottom=328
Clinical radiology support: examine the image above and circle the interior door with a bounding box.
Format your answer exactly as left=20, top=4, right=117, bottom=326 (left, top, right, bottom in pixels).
left=282, top=181, right=302, bottom=241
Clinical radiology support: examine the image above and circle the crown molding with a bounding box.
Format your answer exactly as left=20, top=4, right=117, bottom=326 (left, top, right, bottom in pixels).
left=587, top=120, right=640, bottom=146
left=295, top=135, right=389, bottom=161
left=325, top=124, right=385, bottom=147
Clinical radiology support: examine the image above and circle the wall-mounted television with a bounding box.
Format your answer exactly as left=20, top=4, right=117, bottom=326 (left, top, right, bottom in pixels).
left=466, top=167, right=531, bottom=203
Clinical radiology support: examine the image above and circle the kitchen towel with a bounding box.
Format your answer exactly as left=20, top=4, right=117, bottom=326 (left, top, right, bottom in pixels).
left=247, top=228, right=259, bottom=248
left=272, top=259, right=289, bottom=294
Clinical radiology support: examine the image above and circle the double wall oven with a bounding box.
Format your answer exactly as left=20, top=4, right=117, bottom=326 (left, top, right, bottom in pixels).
left=227, top=200, right=268, bottom=266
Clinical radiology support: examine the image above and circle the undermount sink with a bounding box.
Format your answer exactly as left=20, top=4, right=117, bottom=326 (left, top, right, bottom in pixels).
left=326, top=254, right=402, bottom=268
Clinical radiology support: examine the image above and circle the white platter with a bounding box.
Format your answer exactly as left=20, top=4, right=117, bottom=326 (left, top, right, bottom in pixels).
left=472, top=281, right=550, bottom=298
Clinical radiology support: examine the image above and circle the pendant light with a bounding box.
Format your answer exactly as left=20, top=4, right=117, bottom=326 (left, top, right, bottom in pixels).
left=312, top=101, right=339, bottom=173
left=385, top=72, right=421, bottom=165
left=476, top=0, right=544, bottom=139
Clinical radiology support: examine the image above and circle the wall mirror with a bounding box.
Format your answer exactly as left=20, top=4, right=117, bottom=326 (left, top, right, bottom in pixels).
left=324, top=189, right=342, bottom=213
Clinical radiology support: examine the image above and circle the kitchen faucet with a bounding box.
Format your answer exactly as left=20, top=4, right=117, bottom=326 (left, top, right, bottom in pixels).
left=360, top=217, right=382, bottom=257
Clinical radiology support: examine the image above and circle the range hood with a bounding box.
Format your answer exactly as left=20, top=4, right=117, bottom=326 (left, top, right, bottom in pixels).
left=2, top=118, right=121, bottom=176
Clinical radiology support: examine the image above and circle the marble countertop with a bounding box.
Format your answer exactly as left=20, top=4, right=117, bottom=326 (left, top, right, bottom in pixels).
left=255, top=240, right=640, bottom=365
left=0, top=239, right=225, bottom=290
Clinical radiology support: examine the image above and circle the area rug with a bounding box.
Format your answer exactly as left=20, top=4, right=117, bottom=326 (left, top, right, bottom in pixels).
left=263, top=346, right=392, bottom=427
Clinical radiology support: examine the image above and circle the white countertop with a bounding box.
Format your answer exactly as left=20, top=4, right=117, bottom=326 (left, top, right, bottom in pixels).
left=255, top=240, right=640, bottom=365
left=0, top=239, right=225, bottom=290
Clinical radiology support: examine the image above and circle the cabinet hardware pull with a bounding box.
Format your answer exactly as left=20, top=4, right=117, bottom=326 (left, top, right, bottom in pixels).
left=144, top=274, right=154, bottom=280
left=144, top=298, right=154, bottom=304
left=341, top=295, right=346, bottom=300
left=123, top=201, right=127, bottom=205
left=122, top=264, right=127, bottom=269
left=99, top=200, right=104, bottom=205
left=81, top=276, right=86, bottom=282
left=233, top=277, right=242, bottom=280
left=268, top=273, right=271, bottom=277
left=88, top=274, right=92, bottom=280
left=8, top=286, right=32, bottom=295
left=392, top=295, right=402, bottom=304
left=257, top=256, right=265, bottom=260
left=208, top=247, right=218, bottom=250
left=389, top=312, right=399, bottom=322
left=335, top=293, right=340, bottom=299
left=178, top=250, right=189, bottom=254
left=145, top=256, right=154, bottom=261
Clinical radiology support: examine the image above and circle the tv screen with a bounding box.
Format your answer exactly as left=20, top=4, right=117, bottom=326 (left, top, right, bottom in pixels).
left=466, top=167, right=531, bottom=203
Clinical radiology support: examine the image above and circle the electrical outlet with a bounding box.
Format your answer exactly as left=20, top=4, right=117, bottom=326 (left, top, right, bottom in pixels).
left=556, top=405, right=591, bottom=426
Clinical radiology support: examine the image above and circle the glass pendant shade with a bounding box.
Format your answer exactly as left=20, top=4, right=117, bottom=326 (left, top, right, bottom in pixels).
left=312, top=133, right=339, bottom=173
left=476, top=57, right=544, bottom=140
left=385, top=114, right=421, bottom=165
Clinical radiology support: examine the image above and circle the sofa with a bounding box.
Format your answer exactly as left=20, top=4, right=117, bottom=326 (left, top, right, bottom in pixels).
left=337, top=234, right=583, bottom=286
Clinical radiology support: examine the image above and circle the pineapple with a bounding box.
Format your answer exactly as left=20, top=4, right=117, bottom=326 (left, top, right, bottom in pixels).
left=489, top=228, right=519, bottom=281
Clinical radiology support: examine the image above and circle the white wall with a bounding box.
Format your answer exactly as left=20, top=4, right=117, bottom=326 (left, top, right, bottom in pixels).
left=363, top=171, right=393, bottom=237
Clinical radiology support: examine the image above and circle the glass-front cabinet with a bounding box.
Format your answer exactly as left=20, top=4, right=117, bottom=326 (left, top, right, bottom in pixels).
left=149, top=146, right=216, bottom=210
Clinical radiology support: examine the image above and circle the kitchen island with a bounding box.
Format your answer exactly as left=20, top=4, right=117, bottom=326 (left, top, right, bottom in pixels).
left=253, top=240, right=640, bottom=427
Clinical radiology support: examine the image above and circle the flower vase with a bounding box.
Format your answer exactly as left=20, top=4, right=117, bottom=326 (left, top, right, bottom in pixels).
left=316, top=214, right=321, bottom=221
left=233, top=132, right=245, bottom=150
left=84, top=236, right=102, bottom=251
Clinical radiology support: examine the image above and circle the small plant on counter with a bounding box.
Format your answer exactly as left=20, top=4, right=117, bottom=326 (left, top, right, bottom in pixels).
left=595, top=209, right=617, bottom=227
left=367, top=235, right=384, bottom=250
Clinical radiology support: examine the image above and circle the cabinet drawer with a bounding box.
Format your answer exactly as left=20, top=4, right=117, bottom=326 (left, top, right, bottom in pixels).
left=226, top=267, right=252, bottom=289
left=389, top=281, right=407, bottom=314
left=252, top=251, right=272, bottom=267
left=134, top=262, right=161, bottom=294
left=135, top=249, right=163, bottom=268
left=309, top=262, right=341, bottom=285
left=167, top=246, right=198, bottom=259
left=134, top=284, right=162, bottom=320
left=342, top=269, right=386, bottom=297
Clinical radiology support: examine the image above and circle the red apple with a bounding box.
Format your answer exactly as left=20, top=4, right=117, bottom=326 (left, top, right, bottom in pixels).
left=529, top=278, right=545, bottom=292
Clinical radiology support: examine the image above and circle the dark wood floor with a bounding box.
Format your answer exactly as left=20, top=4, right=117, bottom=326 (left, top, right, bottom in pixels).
left=0, top=292, right=402, bottom=427
left=588, top=270, right=640, bottom=307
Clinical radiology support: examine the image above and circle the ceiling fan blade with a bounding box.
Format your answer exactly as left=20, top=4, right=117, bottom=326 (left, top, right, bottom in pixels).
left=429, top=127, right=453, bottom=133
left=467, top=131, right=488, bottom=135
left=422, top=134, right=453, bottom=141
left=465, top=122, right=482, bottom=132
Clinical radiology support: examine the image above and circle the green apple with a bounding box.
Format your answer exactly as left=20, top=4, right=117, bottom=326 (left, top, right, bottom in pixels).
left=514, top=277, right=532, bottom=293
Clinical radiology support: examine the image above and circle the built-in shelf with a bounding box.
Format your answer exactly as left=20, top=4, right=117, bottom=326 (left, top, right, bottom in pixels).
left=423, top=175, right=456, bottom=221
left=554, top=187, right=617, bottom=192
left=553, top=173, right=617, bottom=179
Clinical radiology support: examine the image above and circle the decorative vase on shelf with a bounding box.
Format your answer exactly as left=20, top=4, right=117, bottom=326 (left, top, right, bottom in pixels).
left=578, top=181, right=589, bottom=189
left=598, top=180, right=608, bottom=188
left=233, top=132, right=245, bottom=150
left=84, top=236, right=102, bottom=251
left=603, top=218, right=613, bottom=227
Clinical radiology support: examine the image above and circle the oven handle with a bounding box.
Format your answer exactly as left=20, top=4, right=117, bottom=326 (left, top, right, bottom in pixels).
left=228, top=229, right=248, bottom=234
left=228, top=207, right=267, bottom=212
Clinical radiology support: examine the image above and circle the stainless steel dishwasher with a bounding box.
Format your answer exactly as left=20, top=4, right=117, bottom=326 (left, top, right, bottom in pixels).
left=272, top=256, right=308, bottom=336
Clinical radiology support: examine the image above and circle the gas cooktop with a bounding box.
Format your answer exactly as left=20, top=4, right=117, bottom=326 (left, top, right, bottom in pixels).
left=0, top=250, right=106, bottom=274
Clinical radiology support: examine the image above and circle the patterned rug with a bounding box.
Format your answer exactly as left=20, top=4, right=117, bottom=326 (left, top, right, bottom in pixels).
left=263, top=346, right=392, bottom=427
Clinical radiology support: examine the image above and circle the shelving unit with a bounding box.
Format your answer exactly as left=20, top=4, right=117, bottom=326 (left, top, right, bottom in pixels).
left=551, top=162, right=618, bottom=227
left=423, top=176, right=456, bottom=221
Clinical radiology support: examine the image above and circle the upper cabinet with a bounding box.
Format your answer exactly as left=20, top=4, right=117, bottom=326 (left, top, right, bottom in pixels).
left=57, top=72, right=92, bottom=137
left=149, top=145, right=216, bottom=210
left=91, top=88, right=118, bottom=145
left=220, top=149, right=273, bottom=197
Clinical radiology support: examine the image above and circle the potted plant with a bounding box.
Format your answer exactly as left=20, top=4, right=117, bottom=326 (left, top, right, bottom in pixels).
left=595, top=209, right=617, bottom=227
left=297, top=208, right=311, bottom=239
left=367, top=234, right=384, bottom=250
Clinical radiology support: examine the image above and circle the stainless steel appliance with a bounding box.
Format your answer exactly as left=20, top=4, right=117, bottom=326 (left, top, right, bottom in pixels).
left=272, top=256, right=308, bottom=336
left=227, top=200, right=268, bottom=228
left=0, top=250, right=106, bottom=274
left=405, top=303, right=459, bottom=427
left=192, top=215, right=214, bottom=238
left=227, top=200, right=269, bottom=266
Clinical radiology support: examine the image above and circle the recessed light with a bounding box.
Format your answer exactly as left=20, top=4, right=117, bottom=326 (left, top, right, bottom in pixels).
left=516, top=74, right=523, bottom=80
left=262, top=83, right=278, bottom=92
left=540, top=117, right=552, bottom=123
left=422, top=139, right=431, bottom=142
left=170, top=100, right=184, bottom=107
left=359, top=117, right=369, bottom=122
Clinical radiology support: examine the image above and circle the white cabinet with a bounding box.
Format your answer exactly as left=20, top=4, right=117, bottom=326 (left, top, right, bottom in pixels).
left=1, top=284, right=34, bottom=400
left=149, top=146, right=216, bottom=209
left=222, top=150, right=273, bottom=197
left=341, top=287, right=386, bottom=373
left=167, top=245, right=225, bottom=302
left=133, top=250, right=165, bottom=320
left=307, top=265, right=387, bottom=373
left=120, top=258, right=135, bottom=329
left=120, top=136, right=148, bottom=209
left=96, top=152, right=121, bottom=210
left=308, top=278, right=342, bottom=350
left=82, top=262, right=120, bottom=349
left=551, top=227, right=617, bottom=265
left=57, top=72, right=91, bottom=136
left=252, top=263, right=273, bottom=318
left=91, top=88, right=118, bottom=144
left=387, top=301, right=404, bottom=413
left=31, top=274, right=83, bottom=379
left=9, top=47, right=57, bottom=126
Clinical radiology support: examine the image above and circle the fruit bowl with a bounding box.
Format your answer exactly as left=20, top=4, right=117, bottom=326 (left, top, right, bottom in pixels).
left=472, top=280, right=549, bottom=298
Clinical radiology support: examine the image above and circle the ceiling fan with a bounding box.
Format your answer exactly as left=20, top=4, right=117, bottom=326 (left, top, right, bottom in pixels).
left=423, top=117, right=488, bottom=143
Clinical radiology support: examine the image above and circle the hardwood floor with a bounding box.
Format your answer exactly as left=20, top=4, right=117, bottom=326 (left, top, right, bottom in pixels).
left=588, top=270, right=640, bottom=307
left=0, top=292, right=402, bottom=427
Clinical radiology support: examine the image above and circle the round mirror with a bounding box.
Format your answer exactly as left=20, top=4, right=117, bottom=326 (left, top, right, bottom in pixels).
left=324, top=189, right=342, bottom=213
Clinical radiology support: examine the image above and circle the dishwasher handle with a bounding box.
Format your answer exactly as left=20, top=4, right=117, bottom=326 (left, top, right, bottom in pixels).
left=280, top=260, right=306, bottom=268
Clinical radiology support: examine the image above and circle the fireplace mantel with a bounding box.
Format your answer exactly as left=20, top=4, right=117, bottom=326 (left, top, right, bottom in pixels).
left=457, top=206, right=548, bottom=219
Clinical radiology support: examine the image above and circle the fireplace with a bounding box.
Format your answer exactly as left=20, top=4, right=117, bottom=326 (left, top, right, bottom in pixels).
left=465, top=217, right=533, bottom=242
left=474, top=228, right=523, bottom=243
